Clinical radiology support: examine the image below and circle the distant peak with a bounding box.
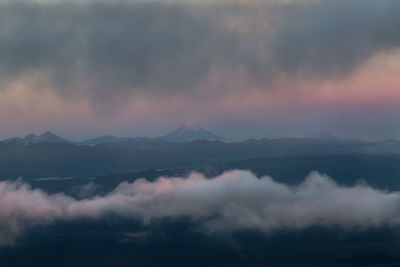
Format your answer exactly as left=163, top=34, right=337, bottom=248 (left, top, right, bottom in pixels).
left=24, top=131, right=68, bottom=144
left=180, top=120, right=200, bottom=130
left=183, top=120, right=194, bottom=126
left=306, top=130, right=337, bottom=140
left=40, top=131, right=56, bottom=137
left=161, top=121, right=222, bottom=142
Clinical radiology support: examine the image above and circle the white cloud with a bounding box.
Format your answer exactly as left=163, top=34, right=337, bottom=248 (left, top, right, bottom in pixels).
left=1, top=170, right=400, bottom=245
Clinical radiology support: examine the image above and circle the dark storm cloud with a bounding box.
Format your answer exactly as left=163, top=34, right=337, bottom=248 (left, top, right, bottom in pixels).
left=0, top=0, right=399, bottom=101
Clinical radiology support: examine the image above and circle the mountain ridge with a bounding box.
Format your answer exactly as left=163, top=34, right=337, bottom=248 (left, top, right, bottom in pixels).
left=306, top=130, right=337, bottom=140
left=160, top=120, right=222, bottom=142
left=2, top=131, right=69, bottom=144
left=81, top=135, right=130, bottom=145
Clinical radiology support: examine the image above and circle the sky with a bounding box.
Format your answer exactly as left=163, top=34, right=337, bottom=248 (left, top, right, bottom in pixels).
left=0, top=0, right=399, bottom=141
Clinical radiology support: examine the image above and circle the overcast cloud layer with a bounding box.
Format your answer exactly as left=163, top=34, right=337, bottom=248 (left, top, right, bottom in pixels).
left=0, top=0, right=400, bottom=139
left=2, top=170, right=400, bottom=245
left=0, top=0, right=399, bottom=100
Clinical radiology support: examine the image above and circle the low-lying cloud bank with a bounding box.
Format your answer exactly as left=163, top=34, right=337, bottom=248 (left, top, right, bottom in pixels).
left=1, top=170, right=400, bottom=245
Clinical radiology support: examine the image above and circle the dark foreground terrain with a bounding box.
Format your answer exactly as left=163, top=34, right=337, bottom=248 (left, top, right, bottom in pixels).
left=0, top=153, right=399, bottom=266
left=2, top=220, right=400, bottom=267
left=23, top=154, right=400, bottom=195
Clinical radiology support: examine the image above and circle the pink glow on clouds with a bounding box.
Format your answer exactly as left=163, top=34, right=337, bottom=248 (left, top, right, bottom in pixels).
left=0, top=49, right=399, bottom=140
left=4, top=170, right=400, bottom=244
left=308, top=50, right=400, bottom=106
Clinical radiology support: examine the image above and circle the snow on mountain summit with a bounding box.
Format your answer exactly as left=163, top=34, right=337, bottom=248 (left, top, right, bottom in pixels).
left=161, top=121, right=222, bottom=142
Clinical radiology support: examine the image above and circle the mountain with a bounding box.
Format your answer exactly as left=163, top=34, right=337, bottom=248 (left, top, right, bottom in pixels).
left=161, top=120, right=222, bottom=142
left=0, top=134, right=397, bottom=179
left=2, top=131, right=69, bottom=144
left=306, top=130, right=337, bottom=140
left=81, top=135, right=129, bottom=145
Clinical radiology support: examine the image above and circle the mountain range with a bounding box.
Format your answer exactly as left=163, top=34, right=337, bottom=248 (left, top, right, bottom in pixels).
left=306, top=129, right=338, bottom=140
left=0, top=131, right=398, bottom=180
left=1, top=121, right=351, bottom=145
left=3, top=131, right=69, bottom=144
left=1, top=121, right=224, bottom=145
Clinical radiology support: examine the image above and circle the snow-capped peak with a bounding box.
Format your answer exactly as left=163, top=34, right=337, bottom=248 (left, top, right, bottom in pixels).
left=161, top=121, right=222, bottom=142
left=180, top=120, right=201, bottom=131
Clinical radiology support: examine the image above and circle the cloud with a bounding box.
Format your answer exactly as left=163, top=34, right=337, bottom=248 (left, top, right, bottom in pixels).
left=0, top=179, right=73, bottom=245
left=2, top=170, right=400, bottom=245
left=0, top=0, right=399, bottom=104
left=271, top=0, right=400, bottom=78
